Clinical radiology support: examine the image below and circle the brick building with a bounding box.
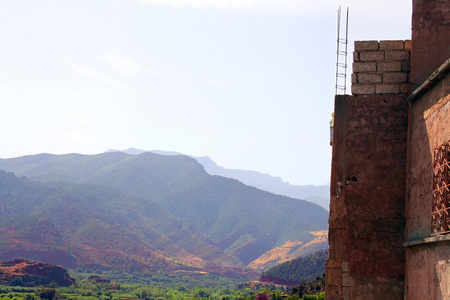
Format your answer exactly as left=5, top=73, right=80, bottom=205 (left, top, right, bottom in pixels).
left=325, top=0, right=450, bottom=299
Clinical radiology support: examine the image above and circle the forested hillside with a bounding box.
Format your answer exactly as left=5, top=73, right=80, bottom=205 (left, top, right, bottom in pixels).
left=0, top=170, right=233, bottom=271
left=260, top=249, right=328, bottom=285
left=158, top=176, right=326, bottom=265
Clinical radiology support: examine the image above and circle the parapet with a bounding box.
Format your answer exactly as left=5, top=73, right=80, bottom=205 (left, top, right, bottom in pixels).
left=351, top=40, right=411, bottom=95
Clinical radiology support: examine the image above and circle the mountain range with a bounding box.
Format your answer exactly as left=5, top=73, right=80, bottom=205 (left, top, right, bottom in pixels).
left=113, top=148, right=330, bottom=210
left=0, top=151, right=328, bottom=273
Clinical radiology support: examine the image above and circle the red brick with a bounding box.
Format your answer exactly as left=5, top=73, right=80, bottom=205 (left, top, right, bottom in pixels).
left=352, top=73, right=358, bottom=84
left=359, top=72, right=383, bottom=83
left=404, top=40, right=412, bottom=50
left=402, top=61, right=411, bottom=72
left=354, top=41, right=379, bottom=51
left=383, top=72, right=408, bottom=83
left=376, top=84, right=400, bottom=94
left=400, top=83, right=411, bottom=94
left=360, top=51, right=385, bottom=62
left=380, top=40, right=405, bottom=50
left=378, top=61, right=402, bottom=72
left=385, top=50, right=410, bottom=61
left=352, top=84, right=375, bottom=95
left=353, top=51, right=360, bottom=62
left=353, top=62, right=377, bottom=72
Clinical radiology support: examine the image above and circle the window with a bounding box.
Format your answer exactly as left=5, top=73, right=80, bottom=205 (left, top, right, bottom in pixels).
left=431, top=139, right=450, bottom=235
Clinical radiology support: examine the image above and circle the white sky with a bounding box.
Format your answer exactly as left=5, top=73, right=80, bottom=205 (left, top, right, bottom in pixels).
left=0, top=0, right=411, bottom=185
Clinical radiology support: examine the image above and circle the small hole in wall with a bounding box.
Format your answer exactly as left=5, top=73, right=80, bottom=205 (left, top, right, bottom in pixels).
left=347, top=176, right=358, bottom=183
left=383, top=99, right=388, bottom=103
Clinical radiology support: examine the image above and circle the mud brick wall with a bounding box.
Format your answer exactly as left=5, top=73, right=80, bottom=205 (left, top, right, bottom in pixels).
left=406, top=68, right=450, bottom=241
left=405, top=64, right=450, bottom=299
left=326, top=94, right=408, bottom=300
left=351, top=40, right=411, bottom=96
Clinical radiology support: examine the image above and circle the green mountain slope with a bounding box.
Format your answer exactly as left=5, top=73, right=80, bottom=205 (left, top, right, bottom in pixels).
left=0, top=152, right=208, bottom=201
left=0, top=170, right=235, bottom=271
left=0, top=152, right=328, bottom=271
left=260, top=249, right=328, bottom=285
left=158, top=176, right=328, bottom=265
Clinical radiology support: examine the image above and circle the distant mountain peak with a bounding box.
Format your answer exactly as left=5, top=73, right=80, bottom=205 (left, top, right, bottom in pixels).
left=105, top=148, right=330, bottom=210
left=107, top=147, right=146, bottom=155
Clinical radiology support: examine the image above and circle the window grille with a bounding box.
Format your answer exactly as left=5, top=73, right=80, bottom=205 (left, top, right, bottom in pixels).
left=431, top=139, right=450, bottom=235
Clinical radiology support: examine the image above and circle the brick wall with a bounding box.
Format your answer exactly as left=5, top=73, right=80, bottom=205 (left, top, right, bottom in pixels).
left=326, top=94, right=408, bottom=300
left=351, top=40, right=411, bottom=95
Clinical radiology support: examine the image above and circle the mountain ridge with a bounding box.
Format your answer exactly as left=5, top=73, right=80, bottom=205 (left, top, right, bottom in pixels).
left=108, top=148, right=330, bottom=210
left=0, top=152, right=328, bottom=272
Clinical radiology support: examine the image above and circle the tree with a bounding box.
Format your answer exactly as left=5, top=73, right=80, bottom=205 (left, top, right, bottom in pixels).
left=12, top=276, right=24, bottom=286
left=35, top=288, right=56, bottom=300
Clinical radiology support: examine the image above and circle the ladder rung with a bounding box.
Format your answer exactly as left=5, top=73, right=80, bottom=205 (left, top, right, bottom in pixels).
left=335, top=6, right=349, bottom=95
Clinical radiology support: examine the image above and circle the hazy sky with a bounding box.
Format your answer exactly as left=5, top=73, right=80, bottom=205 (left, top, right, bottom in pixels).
left=0, top=0, right=411, bottom=186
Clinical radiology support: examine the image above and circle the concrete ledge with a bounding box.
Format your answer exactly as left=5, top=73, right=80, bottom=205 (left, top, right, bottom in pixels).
left=408, top=57, right=450, bottom=102
left=403, top=234, right=450, bottom=247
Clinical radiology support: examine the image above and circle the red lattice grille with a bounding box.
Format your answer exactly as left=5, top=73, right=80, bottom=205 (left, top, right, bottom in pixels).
left=431, top=140, right=450, bottom=236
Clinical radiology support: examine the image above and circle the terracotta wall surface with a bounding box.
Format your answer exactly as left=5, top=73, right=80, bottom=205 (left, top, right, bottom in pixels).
left=405, top=68, right=450, bottom=300
left=406, top=70, right=450, bottom=241
left=405, top=243, right=450, bottom=300
left=411, top=0, right=450, bottom=86
left=326, top=94, right=407, bottom=300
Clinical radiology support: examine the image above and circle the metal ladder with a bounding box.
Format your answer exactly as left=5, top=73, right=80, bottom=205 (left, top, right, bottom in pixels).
left=335, top=6, right=349, bottom=95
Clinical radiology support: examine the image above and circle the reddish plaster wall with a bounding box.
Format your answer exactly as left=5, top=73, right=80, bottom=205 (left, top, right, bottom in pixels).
left=405, top=69, right=450, bottom=300
left=326, top=94, right=407, bottom=300
left=405, top=243, right=450, bottom=300
left=411, top=0, right=450, bottom=86
left=406, top=71, right=450, bottom=241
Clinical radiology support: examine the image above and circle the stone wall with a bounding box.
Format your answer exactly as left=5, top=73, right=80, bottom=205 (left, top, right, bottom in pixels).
left=326, top=93, right=407, bottom=300
left=326, top=40, right=411, bottom=299
left=404, top=61, right=450, bottom=299
left=327, top=57, right=450, bottom=300
left=326, top=1, right=450, bottom=298
left=351, top=40, right=411, bottom=95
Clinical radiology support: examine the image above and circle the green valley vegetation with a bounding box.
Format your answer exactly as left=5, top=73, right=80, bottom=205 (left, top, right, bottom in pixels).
left=0, top=252, right=327, bottom=299
left=0, top=270, right=325, bottom=300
